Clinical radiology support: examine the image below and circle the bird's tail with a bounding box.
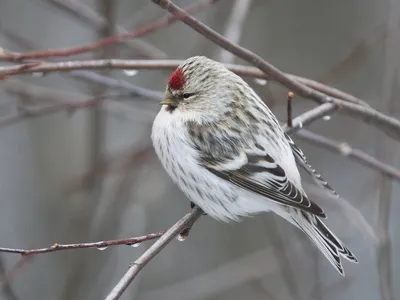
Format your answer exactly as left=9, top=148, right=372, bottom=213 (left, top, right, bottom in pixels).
left=291, top=209, right=358, bottom=276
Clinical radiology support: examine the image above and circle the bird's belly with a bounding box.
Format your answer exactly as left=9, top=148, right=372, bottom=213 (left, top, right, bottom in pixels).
left=152, top=121, right=271, bottom=222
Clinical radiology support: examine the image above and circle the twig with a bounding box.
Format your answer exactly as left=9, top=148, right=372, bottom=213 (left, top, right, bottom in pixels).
left=151, top=0, right=400, bottom=140
left=48, top=0, right=167, bottom=58
left=218, top=0, right=252, bottom=64
left=0, top=61, right=41, bottom=79
left=105, top=206, right=204, bottom=300
left=282, top=102, right=338, bottom=134
left=295, top=130, right=400, bottom=182
left=320, top=23, right=387, bottom=84
left=0, top=80, right=156, bottom=127
left=286, top=91, right=294, bottom=128
left=0, top=97, right=102, bottom=128
left=0, top=257, right=33, bottom=292
left=67, top=144, right=155, bottom=194
left=0, top=23, right=164, bottom=99
left=69, top=70, right=163, bottom=100
left=0, top=232, right=164, bottom=256
left=374, top=1, right=398, bottom=299
left=0, top=0, right=218, bottom=61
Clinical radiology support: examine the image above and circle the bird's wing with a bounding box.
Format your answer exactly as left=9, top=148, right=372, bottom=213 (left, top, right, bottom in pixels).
left=285, top=133, right=338, bottom=197
left=203, top=149, right=326, bottom=218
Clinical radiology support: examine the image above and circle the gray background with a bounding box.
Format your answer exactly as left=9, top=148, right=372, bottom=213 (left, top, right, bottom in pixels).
left=0, top=0, right=399, bottom=299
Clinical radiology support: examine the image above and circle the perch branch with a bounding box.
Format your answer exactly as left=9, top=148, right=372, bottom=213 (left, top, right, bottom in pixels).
left=105, top=206, right=204, bottom=300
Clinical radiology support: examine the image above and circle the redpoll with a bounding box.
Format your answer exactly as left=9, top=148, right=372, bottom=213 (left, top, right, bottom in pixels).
left=151, top=56, right=357, bottom=275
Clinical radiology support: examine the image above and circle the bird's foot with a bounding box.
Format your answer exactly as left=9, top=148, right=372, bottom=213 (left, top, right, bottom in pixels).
left=190, top=201, right=207, bottom=215
left=177, top=203, right=205, bottom=240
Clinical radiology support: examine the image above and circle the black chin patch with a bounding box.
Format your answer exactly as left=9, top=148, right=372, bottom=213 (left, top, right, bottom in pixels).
left=166, top=105, right=178, bottom=113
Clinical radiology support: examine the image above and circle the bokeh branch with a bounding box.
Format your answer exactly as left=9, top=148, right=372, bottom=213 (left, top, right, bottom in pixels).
left=0, top=0, right=218, bottom=61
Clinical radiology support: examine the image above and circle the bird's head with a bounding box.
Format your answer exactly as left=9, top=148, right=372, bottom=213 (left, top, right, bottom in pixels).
left=161, top=56, right=243, bottom=123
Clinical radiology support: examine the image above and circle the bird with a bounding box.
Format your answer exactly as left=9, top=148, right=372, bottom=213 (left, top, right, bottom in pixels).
left=151, top=56, right=358, bottom=275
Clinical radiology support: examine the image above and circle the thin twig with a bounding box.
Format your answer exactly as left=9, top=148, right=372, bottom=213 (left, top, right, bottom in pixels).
left=0, top=0, right=218, bottom=61
left=105, top=206, right=203, bottom=300
left=48, top=0, right=167, bottom=58
left=0, top=257, right=33, bottom=292
left=0, top=97, right=103, bottom=128
left=69, top=70, right=163, bottom=100
left=320, top=23, right=387, bottom=84
left=374, top=1, right=399, bottom=299
left=0, top=232, right=164, bottom=256
left=286, top=91, right=294, bottom=128
left=295, top=130, right=400, bottom=182
left=0, top=23, right=164, bottom=99
left=218, top=0, right=252, bottom=64
left=282, top=102, right=338, bottom=134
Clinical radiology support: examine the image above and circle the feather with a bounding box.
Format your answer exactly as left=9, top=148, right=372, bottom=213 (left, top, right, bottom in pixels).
left=205, top=152, right=326, bottom=218
left=285, top=133, right=339, bottom=197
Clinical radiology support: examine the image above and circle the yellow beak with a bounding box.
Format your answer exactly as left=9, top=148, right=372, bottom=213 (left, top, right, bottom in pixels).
left=160, top=98, right=177, bottom=106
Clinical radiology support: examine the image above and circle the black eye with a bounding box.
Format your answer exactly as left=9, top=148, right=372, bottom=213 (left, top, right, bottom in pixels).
left=182, top=93, right=194, bottom=99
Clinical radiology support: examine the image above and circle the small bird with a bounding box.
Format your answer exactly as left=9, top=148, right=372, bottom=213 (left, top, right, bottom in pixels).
left=151, top=56, right=357, bottom=275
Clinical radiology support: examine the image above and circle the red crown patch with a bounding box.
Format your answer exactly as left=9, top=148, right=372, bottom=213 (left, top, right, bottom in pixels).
left=168, top=69, right=185, bottom=90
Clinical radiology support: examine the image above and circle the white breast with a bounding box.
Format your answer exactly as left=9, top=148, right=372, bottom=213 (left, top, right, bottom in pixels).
left=151, top=107, right=275, bottom=222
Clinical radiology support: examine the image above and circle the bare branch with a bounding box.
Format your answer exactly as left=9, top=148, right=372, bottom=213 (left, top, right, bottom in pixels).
left=105, top=206, right=204, bottom=300
left=282, top=102, right=339, bottom=134
left=0, top=0, right=218, bottom=61
left=0, top=232, right=163, bottom=255
left=0, top=257, right=33, bottom=292
left=0, top=59, right=369, bottom=106
left=48, top=0, right=167, bottom=58
left=69, top=70, right=163, bottom=100
left=295, top=130, right=400, bottom=182
left=0, top=97, right=100, bottom=128
left=217, top=0, right=252, bottom=64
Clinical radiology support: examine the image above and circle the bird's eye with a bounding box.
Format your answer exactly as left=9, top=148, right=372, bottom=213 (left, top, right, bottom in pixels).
left=182, top=93, right=194, bottom=99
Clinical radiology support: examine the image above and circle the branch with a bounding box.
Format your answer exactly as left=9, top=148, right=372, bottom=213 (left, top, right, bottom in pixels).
left=105, top=206, right=204, bottom=300
left=4, top=60, right=400, bottom=141
left=0, top=232, right=163, bottom=256
left=0, top=59, right=369, bottom=107
left=282, top=102, right=339, bottom=134
left=0, top=97, right=102, bottom=128
left=295, top=130, right=400, bottom=182
left=0, top=0, right=218, bottom=61
left=151, top=0, right=400, bottom=141
left=48, top=0, right=167, bottom=59
left=217, top=0, right=252, bottom=64
left=69, top=70, right=163, bottom=100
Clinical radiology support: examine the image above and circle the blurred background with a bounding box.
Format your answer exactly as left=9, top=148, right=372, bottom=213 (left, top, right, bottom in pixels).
left=0, top=0, right=399, bottom=299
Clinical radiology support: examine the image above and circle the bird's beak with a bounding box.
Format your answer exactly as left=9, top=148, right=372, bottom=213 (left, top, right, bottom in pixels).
left=160, top=98, right=177, bottom=106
